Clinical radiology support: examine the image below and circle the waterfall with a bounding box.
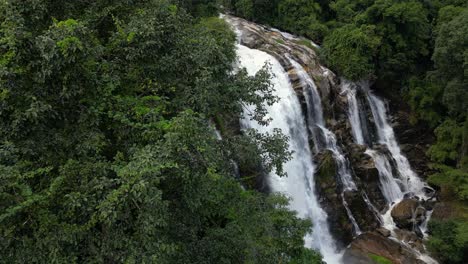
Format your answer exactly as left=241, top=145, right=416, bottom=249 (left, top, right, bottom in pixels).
left=288, top=56, right=325, bottom=153
left=365, top=90, right=430, bottom=198
left=342, top=81, right=406, bottom=231
left=343, top=81, right=438, bottom=263
left=341, top=81, right=431, bottom=203
left=365, top=149, right=404, bottom=203
left=317, top=125, right=357, bottom=191
left=225, top=14, right=438, bottom=264
left=236, top=44, right=342, bottom=263
left=288, top=58, right=357, bottom=191
left=362, top=192, right=384, bottom=225
left=288, top=57, right=361, bottom=236
left=341, top=81, right=367, bottom=145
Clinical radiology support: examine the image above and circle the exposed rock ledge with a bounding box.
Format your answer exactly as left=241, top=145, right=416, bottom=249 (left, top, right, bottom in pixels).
left=344, top=232, right=426, bottom=264
left=225, top=15, right=342, bottom=125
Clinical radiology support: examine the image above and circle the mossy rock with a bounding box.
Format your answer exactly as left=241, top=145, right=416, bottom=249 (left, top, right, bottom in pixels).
left=316, top=150, right=337, bottom=185
left=368, top=254, right=393, bottom=264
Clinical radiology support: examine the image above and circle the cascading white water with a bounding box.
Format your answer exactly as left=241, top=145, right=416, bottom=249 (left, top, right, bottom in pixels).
left=365, top=149, right=404, bottom=203
left=362, top=192, right=383, bottom=224
left=288, top=57, right=361, bottom=236
left=317, top=125, right=357, bottom=191
left=225, top=14, right=438, bottom=264
left=343, top=81, right=438, bottom=263
left=341, top=193, right=362, bottom=235
left=341, top=81, right=366, bottom=145
left=366, top=90, right=429, bottom=198
left=342, top=81, right=405, bottom=232
left=419, top=210, right=433, bottom=238
left=236, top=44, right=342, bottom=264
left=288, top=58, right=357, bottom=191
left=287, top=56, right=325, bottom=153
left=340, top=80, right=400, bottom=229
left=342, top=82, right=420, bottom=205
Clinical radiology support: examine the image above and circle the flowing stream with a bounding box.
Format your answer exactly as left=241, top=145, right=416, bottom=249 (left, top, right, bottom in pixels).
left=236, top=44, right=343, bottom=264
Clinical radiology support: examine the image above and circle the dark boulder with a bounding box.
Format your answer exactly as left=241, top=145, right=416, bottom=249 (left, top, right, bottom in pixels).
left=391, top=199, right=426, bottom=230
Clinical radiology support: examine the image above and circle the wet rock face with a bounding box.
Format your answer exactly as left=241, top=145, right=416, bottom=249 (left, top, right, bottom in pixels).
left=347, top=143, right=387, bottom=211
left=225, top=15, right=339, bottom=109
left=344, top=191, right=381, bottom=232
left=344, top=232, right=425, bottom=264
left=314, top=150, right=354, bottom=246
left=384, top=97, right=435, bottom=180
left=391, top=199, right=427, bottom=230
left=314, top=150, right=381, bottom=247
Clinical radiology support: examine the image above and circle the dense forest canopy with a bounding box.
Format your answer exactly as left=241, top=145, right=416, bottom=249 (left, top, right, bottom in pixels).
left=0, top=0, right=323, bottom=263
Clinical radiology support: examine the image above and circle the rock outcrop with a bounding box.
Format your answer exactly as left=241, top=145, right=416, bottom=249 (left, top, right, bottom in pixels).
left=347, top=143, right=387, bottom=212
left=314, top=150, right=354, bottom=246
left=391, top=199, right=426, bottom=230
left=344, top=232, right=425, bottom=264
left=314, top=149, right=382, bottom=246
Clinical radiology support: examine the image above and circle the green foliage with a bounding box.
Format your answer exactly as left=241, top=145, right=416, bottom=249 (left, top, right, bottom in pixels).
left=429, top=165, right=468, bottom=201
left=368, top=253, right=393, bottom=264
left=406, top=76, right=445, bottom=127
left=0, top=0, right=321, bottom=262
left=428, top=119, right=464, bottom=164
left=235, top=0, right=254, bottom=20
left=290, top=248, right=325, bottom=264
left=322, top=24, right=380, bottom=80
left=405, top=6, right=467, bottom=224
left=434, top=5, right=465, bottom=31
left=432, top=8, right=468, bottom=116
left=277, top=0, right=327, bottom=41
left=329, top=0, right=373, bottom=22
left=426, top=118, right=468, bottom=203
left=427, top=220, right=468, bottom=264
left=353, top=0, right=431, bottom=80
left=175, top=0, right=220, bottom=17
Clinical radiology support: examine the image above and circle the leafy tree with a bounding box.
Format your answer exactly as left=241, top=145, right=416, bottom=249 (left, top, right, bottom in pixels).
left=406, top=76, right=445, bottom=127
left=427, top=220, right=468, bottom=264
left=432, top=8, right=468, bottom=116
left=428, top=119, right=465, bottom=165
left=176, top=0, right=220, bottom=17
left=0, top=0, right=322, bottom=263
left=234, top=0, right=254, bottom=20
left=322, top=24, right=381, bottom=80
left=277, top=0, right=327, bottom=41
left=329, top=0, right=374, bottom=24
left=354, top=0, right=431, bottom=80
